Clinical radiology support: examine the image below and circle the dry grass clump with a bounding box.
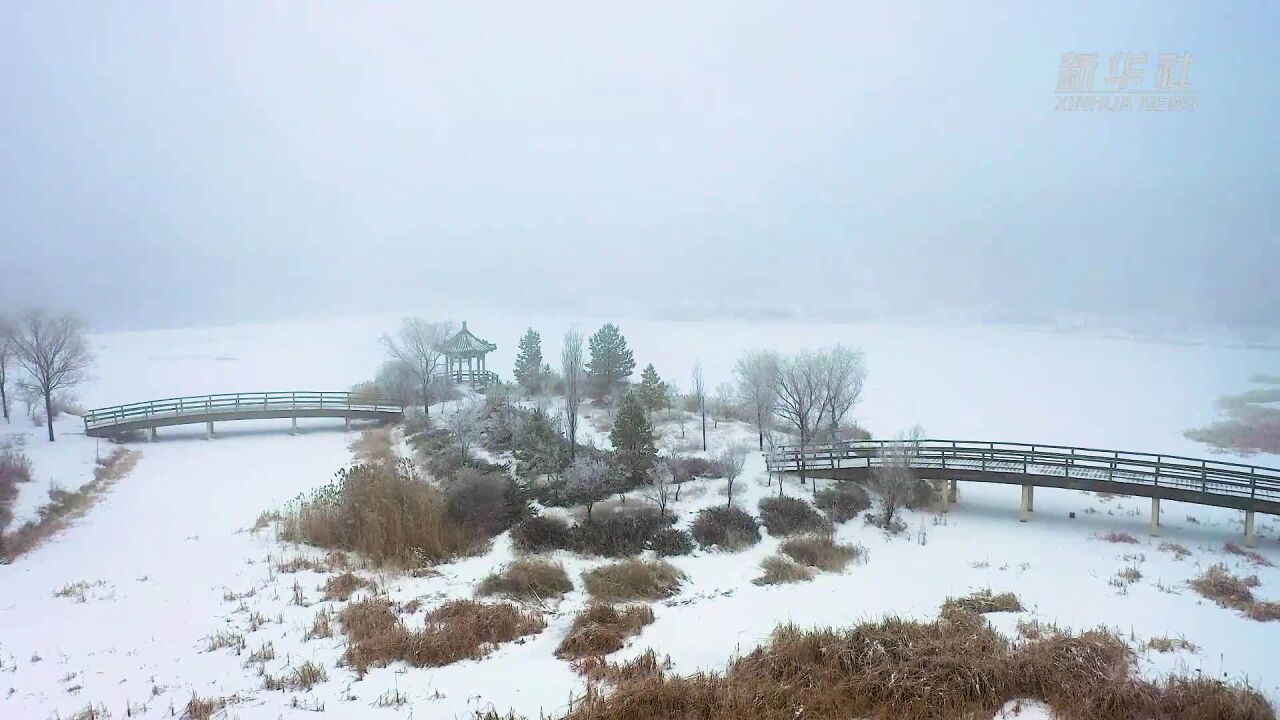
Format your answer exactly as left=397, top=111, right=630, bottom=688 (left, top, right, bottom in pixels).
left=752, top=555, right=814, bottom=586
left=1158, top=541, right=1192, bottom=559
left=778, top=533, right=864, bottom=573
left=0, top=449, right=33, bottom=530
left=1113, top=565, right=1143, bottom=586
left=280, top=459, right=483, bottom=568
left=477, top=558, right=573, bottom=600
left=1147, top=635, right=1199, bottom=653
left=941, top=589, right=1023, bottom=616
left=556, top=603, right=656, bottom=659
left=561, top=611, right=1276, bottom=720
left=1225, top=542, right=1274, bottom=566
left=321, top=572, right=372, bottom=601
left=574, top=649, right=671, bottom=685
left=1099, top=530, right=1140, bottom=544
left=181, top=693, right=241, bottom=720
left=263, top=661, right=328, bottom=691
left=690, top=506, right=760, bottom=551
left=757, top=496, right=830, bottom=536
left=305, top=609, right=334, bottom=640
left=206, top=630, right=246, bottom=653
left=349, top=427, right=396, bottom=466
left=581, top=559, right=684, bottom=602
left=1188, top=563, right=1280, bottom=621
left=1, top=448, right=139, bottom=560
left=339, top=596, right=545, bottom=674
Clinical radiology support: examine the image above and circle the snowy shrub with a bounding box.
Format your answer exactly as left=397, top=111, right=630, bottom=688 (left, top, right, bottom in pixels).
left=572, top=514, right=669, bottom=557
left=510, top=515, right=573, bottom=553
left=691, top=506, right=760, bottom=551
left=555, top=602, right=655, bottom=659
left=1189, top=564, right=1280, bottom=621
left=581, top=559, right=684, bottom=601
left=813, top=482, right=871, bottom=523
left=757, top=496, right=829, bottom=536
left=668, top=456, right=723, bottom=482
left=0, top=450, right=33, bottom=485
left=779, top=533, right=864, bottom=572
left=321, top=572, right=372, bottom=602
left=280, top=459, right=483, bottom=568
left=752, top=555, right=814, bottom=586
left=647, top=527, right=695, bottom=557
left=476, top=558, right=573, bottom=600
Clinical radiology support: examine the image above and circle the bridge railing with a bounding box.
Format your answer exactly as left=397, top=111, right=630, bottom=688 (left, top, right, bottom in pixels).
left=83, top=391, right=404, bottom=430
left=765, top=439, right=1280, bottom=503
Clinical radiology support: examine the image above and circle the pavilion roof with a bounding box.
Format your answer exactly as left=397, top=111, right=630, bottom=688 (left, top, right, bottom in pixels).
left=443, top=321, right=497, bottom=355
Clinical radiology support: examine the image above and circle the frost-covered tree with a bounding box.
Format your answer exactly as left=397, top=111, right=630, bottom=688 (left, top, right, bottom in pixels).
left=0, top=314, right=13, bottom=422
left=586, top=323, right=635, bottom=398
left=691, top=361, right=707, bottom=451
left=642, top=466, right=675, bottom=518
left=734, top=349, right=778, bottom=450
left=513, top=328, right=544, bottom=393
left=9, top=308, right=92, bottom=442
left=637, top=363, right=666, bottom=413
left=610, top=391, right=657, bottom=485
left=815, top=345, right=867, bottom=443
left=773, top=351, right=822, bottom=484
left=561, top=329, right=585, bottom=460
left=567, top=454, right=612, bottom=523
left=381, top=318, right=453, bottom=417
left=374, top=359, right=416, bottom=408
left=870, top=425, right=926, bottom=532
left=712, top=382, right=736, bottom=428
left=446, top=399, right=483, bottom=464
left=716, top=444, right=748, bottom=507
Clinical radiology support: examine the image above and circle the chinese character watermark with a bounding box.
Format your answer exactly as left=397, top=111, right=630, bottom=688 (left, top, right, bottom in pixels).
left=1055, top=51, right=1197, bottom=112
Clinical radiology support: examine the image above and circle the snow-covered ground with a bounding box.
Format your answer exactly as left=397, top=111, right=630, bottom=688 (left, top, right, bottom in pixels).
left=1, top=314, right=1278, bottom=719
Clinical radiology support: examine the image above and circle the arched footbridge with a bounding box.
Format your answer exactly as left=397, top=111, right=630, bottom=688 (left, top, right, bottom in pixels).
left=82, top=391, right=404, bottom=440
left=765, top=440, right=1280, bottom=547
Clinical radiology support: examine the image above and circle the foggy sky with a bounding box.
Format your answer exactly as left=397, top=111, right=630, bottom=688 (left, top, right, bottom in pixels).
left=1, top=2, right=1276, bottom=332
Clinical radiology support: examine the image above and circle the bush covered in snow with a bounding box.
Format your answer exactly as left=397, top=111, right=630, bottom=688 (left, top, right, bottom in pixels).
left=647, top=527, right=695, bottom=557
left=582, top=558, right=684, bottom=601
left=510, top=514, right=573, bottom=553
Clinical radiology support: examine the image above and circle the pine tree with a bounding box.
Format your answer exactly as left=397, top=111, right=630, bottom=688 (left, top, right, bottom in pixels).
left=586, top=323, right=635, bottom=397
left=610, top=391, right=657, bottom=485
left=513, top=328, right=544, bottom=392
left=637, top=364, right=666, bottom=412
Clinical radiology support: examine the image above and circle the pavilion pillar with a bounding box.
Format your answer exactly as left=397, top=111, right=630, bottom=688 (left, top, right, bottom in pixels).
left=1150, top=496, right=1161, bottom=536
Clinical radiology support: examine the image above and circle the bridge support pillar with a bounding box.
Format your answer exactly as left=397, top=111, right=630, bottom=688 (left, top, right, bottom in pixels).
left=1245, top=510, right=1257, bottom=548
left=344, top=417, right=351, bottom=432
left=205, top=421, right=214, bottom=440
left=1020, top=485, right=1033, bottom=522
left=1150, top=497, right=1160, bottom=536
left=148, top=427, right=157, bottom=442
left=947, top=479, right=957, bottom=504
left=291, top=416, right=299, bottom=435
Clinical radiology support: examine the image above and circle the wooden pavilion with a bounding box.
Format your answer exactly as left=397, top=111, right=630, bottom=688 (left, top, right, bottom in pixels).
left=441, top=321, right=498, bottom=387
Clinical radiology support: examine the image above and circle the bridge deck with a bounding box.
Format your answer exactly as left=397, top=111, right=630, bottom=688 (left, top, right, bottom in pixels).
left=766, top=440, right=1280, bottom=515
left=82, top=391, right=404, bottom=437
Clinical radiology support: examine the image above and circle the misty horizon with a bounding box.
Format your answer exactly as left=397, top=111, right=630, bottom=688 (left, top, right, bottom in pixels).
left=2, top=2, right=1276, bottom=333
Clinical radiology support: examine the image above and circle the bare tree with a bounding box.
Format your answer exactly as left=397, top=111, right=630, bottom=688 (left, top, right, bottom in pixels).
left=0, top=314, right=12, bottom=422
left=375, top=359, right=417, bottom=408
left=773, top=351, right=822, bottom=487
left=709, top=382, right=732, bottom=428
left=561, top=329, right=585, bottom=460
left=666, top=382, right=687, bottom=439
left=692, top=361, right=707, bottom=451
left=445, top=399, right=483, bottom=464
left=814, top=345, right=867, bottom=442
left=18, top=381, right=40, bottom=419
left=9, top=308, right=93, bottom=442
left=381, top=318, right=454, bottom=417
left=717, top=444, right=748, bottom=507
left=870, top=425, right=926, bottom=532
left=642, top=466, right=675, bottom=518
left=734, top=349, right=778, bottom=450
left=567, top=454, right=610, bottom=522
